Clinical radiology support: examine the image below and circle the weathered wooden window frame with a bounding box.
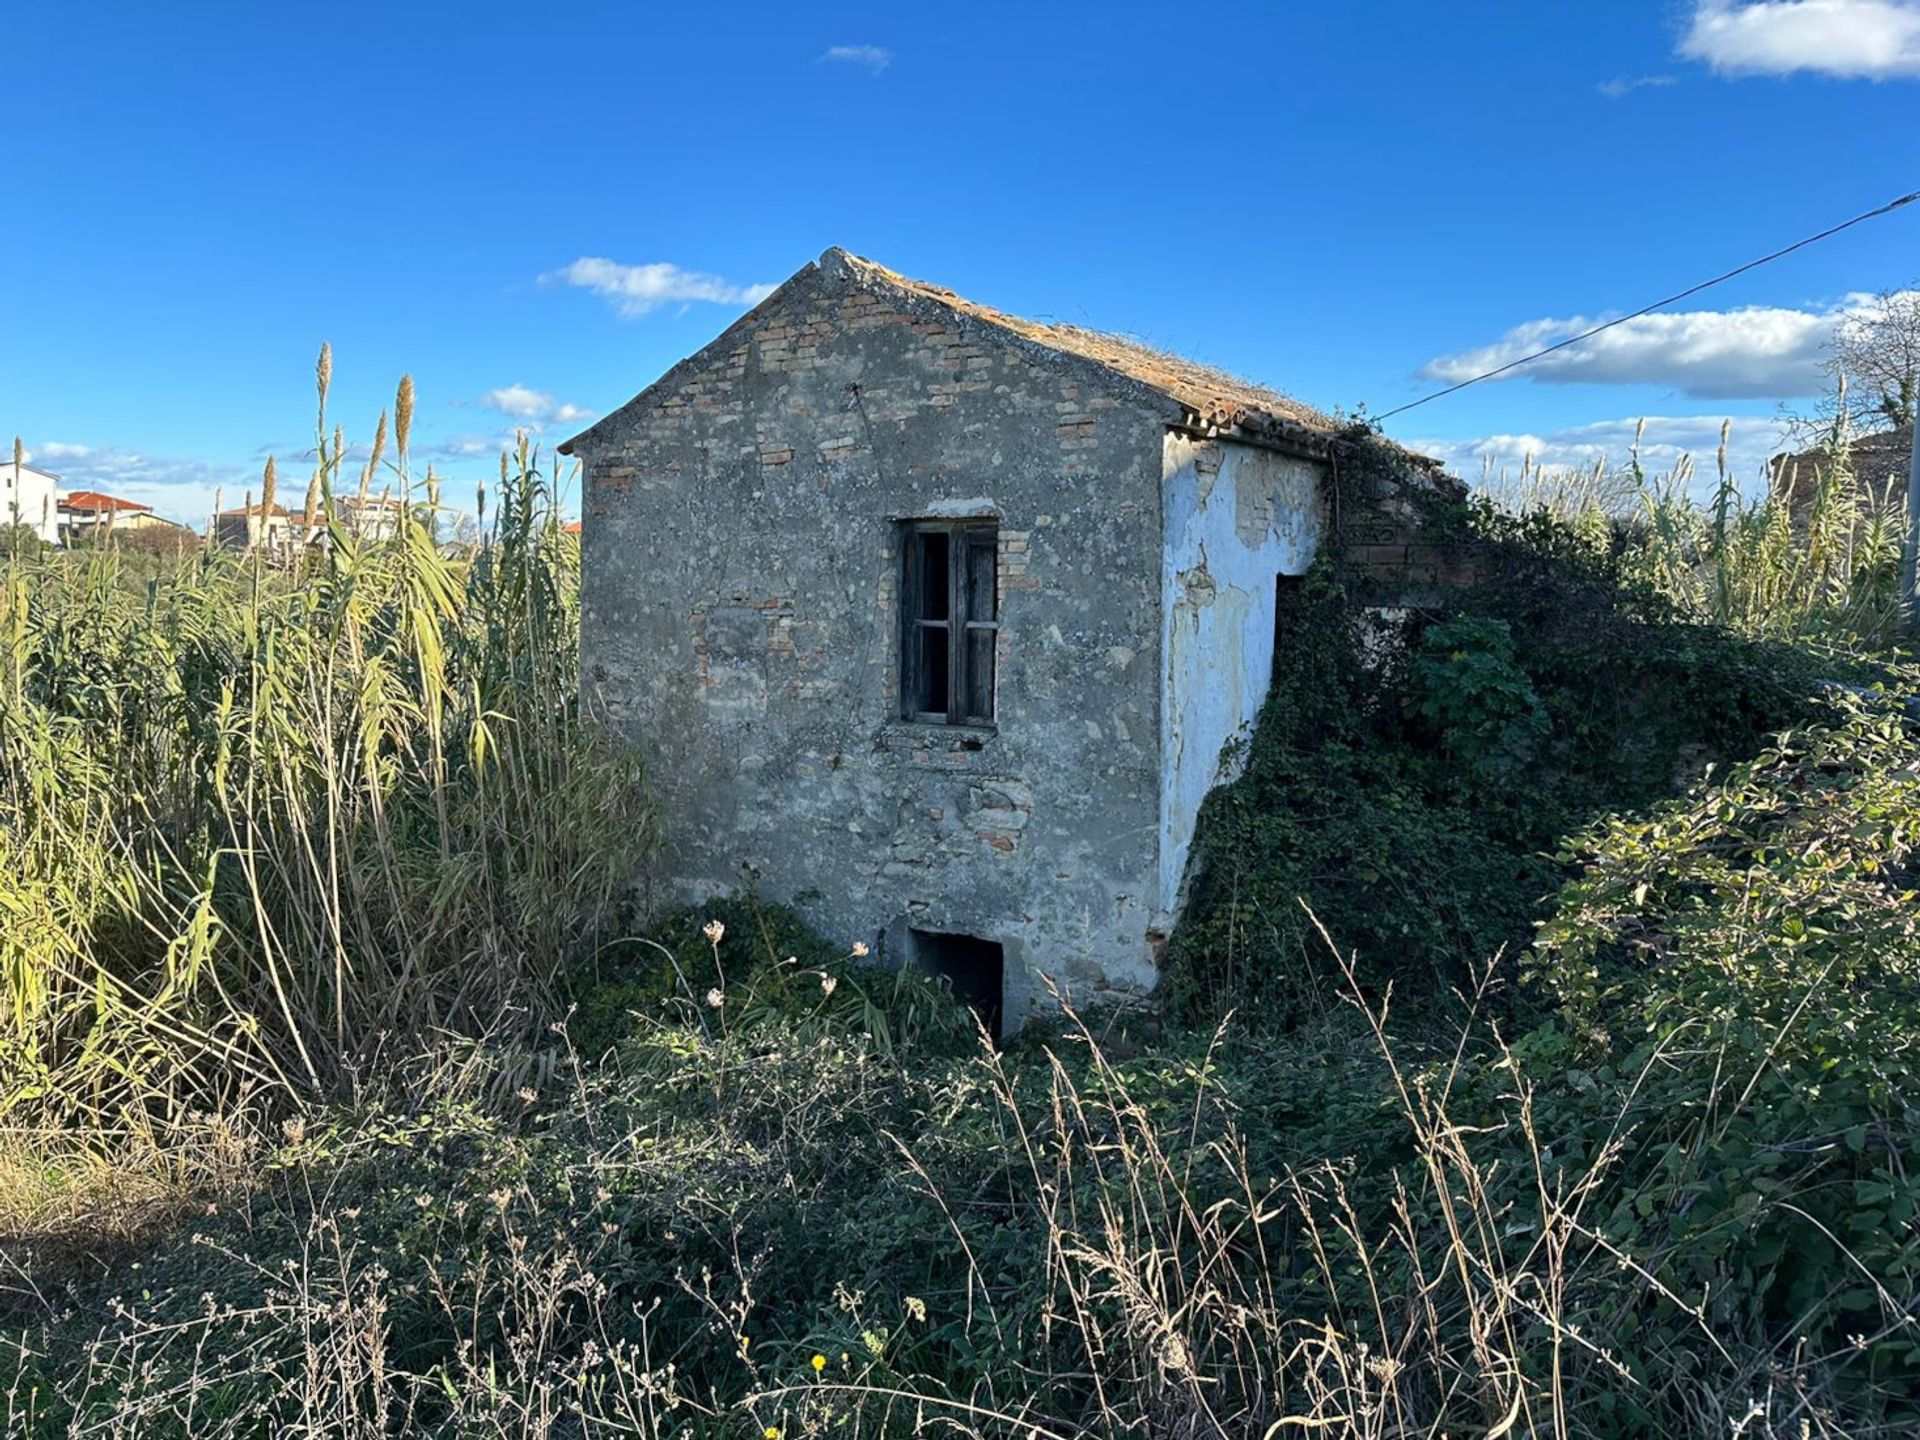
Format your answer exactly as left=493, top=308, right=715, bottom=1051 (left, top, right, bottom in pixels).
left=900, top=519, right=998, bottom=726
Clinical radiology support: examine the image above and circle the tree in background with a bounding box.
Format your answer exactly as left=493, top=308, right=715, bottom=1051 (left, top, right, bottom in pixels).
left=1834, top=286, right=1919, bottom=431
left=1784, top=285, right=1920, bottom=446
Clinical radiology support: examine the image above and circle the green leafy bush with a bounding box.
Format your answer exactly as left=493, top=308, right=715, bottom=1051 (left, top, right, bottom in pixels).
left=1510, top=693, right=1920, bottom=1416
left=569, top=894, right=980, bottom=1061
left=1403, top=614, right=1547, bottom=775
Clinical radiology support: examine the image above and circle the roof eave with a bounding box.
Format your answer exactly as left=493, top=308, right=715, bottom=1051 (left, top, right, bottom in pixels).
left=1173, top=414, right=1337, bottom=462
left=1172, top=413, right=1444, bottom=475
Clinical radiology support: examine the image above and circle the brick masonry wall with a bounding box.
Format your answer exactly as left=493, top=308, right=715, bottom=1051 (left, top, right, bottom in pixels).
left=574, top=255, right=1178, bottom=1025
left=1334, top=456, right=1492, bottom=599
left=1344, top=514, right=1492, bottom=592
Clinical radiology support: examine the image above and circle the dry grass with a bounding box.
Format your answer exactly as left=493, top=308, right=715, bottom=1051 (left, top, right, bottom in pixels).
left=3, top=909, right=1909, bottom=1436
left=0, top=1120, right=253, bottom=1325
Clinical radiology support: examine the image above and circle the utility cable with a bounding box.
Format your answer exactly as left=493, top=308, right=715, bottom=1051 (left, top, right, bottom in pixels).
left=1376, top=188, right=1920, bottom=422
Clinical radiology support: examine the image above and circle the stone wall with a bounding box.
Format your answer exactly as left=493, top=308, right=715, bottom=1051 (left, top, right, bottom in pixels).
left=1346, top=513, right=1491, bottom=595
left=573, top=254, right=1180, bottom=1025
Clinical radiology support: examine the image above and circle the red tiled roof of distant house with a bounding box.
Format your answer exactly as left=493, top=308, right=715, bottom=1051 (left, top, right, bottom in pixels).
left=61, top=490, right=153, bottom=514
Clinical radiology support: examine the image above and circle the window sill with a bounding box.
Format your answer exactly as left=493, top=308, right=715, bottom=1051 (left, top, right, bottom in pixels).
left=877, top=719, right=1000, bottom=752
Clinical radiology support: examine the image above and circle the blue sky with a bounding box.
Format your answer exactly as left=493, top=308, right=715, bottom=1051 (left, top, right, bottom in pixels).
left=4, top=1, right=1918, bottom=522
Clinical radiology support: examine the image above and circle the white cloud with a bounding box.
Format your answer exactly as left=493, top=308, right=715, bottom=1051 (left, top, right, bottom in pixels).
left=1680, top=0, right=1920, bottom=79
left=540, top=258, right=777, bottom=320
left=1417, top=293, right=1912, bottom=400
left=1407, top=414, right=1795, bottom=494
left=19, top=442, right=256, bottom=525
left=414, top=428, right=584, bottom=475
left=476, top=384, right=595, bottom=426
left=1596, top=73, right=1677, bottom=97
left=425, top=435, right=506, bottom=460
left=820, top=44, right=892, bottom=73
left=32, top=441, right=96, bottom=463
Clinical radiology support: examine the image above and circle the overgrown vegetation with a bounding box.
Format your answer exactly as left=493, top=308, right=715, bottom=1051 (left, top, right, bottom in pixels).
left=5, top=377, right=1919, bottom=1436
left=1168, top=424, right=1869, bottom=1024
left=0, top=354, right=650, bottom=1130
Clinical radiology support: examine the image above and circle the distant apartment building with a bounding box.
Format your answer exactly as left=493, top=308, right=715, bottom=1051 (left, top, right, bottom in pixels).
left=211, top=492, right=415, bottom=559
left=0, top=458, right=60, bottom=544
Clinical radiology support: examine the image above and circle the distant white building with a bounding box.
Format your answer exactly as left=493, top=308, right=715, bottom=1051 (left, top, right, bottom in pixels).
left=0, top=459, right=60, bottom=545
left=338, top=492, right=406, bottom=543
left=211, top=502, right=300, bottom=558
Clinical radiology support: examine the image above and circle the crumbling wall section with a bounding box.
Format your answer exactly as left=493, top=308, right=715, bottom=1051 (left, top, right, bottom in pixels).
left=1335, top=442, right=1490, bottom=602
left=1158, top=435, right=1327, bottom=917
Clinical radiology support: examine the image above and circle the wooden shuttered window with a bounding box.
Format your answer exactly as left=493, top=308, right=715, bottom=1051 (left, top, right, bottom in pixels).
left=901, top=520, right=998, bottom=726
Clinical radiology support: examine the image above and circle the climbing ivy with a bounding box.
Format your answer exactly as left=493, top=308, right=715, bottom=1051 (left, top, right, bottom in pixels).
left=1165, top=456, right=1834, bottom=1027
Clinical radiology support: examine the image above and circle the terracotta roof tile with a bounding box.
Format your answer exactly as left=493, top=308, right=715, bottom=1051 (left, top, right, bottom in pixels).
left=61, top=490, right=152, bottom=513
left=830, top=249, right=1341, bottom=443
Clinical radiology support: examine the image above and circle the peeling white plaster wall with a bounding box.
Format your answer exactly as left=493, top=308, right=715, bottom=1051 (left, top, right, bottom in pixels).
left=1157, top=435, right=1326, bottom=916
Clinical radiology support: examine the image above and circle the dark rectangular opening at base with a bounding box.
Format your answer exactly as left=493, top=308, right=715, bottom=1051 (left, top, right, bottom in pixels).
left=909, top=929, right=1004, bottom=1041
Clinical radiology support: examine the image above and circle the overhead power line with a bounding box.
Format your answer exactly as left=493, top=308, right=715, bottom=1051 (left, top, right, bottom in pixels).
left=1375, top=188, right=1920, bottom=423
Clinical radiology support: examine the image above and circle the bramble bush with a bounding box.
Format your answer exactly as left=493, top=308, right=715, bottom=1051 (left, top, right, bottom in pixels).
left=1515, top=694, right=1920, bottom=1422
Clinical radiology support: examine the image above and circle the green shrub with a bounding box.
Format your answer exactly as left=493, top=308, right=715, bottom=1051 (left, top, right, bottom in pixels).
left=1403, top=614, right=1548, bottom=776
left=1490, top=690, right=1920, bottom=1426
left=0, top=523, right=48, bottom=557
left=569, top=894, right=980, bottom=1062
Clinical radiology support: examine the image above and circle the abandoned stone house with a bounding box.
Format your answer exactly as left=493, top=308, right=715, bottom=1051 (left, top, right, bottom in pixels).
left=563, top=247, right=1439, bottom=1034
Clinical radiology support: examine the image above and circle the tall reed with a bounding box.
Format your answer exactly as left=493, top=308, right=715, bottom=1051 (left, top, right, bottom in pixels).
left=0, top=356, right=651, bottom=1130
left=1478, top=409, right=1908, bottom=647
